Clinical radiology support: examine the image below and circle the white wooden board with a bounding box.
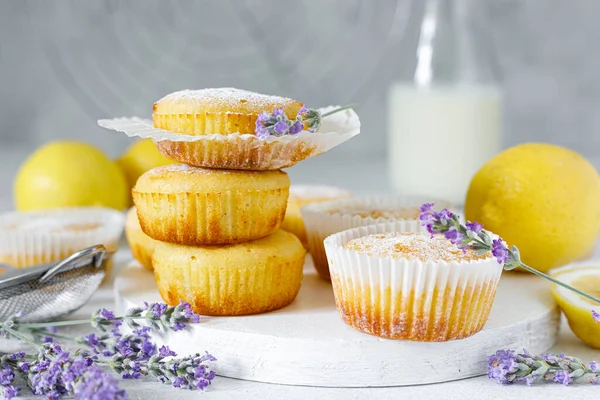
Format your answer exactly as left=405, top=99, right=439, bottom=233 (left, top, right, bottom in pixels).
left=114, top=259, right=560, bottom=388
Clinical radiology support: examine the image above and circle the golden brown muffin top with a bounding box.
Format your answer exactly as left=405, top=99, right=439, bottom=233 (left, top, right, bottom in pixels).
left=153, top=88, right=303, bottom=117
left=344, top=233, right=490, bottom=262
left=328, top=206, right=421, bottom=220
left=134, top=164, right=290, bottom=193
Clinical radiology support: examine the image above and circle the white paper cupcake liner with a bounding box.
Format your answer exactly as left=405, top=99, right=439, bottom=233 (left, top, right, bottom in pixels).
left=0, top=207, right=125, bottom=268
left=324, top=223, right=503, bottom=341
left=97, top=106, right=360, bottom=170
left=300, top=195, right=453, bottom=280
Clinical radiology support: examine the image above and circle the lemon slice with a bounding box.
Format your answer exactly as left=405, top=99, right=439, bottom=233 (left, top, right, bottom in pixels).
left=551, top=265, right=600, bottom=348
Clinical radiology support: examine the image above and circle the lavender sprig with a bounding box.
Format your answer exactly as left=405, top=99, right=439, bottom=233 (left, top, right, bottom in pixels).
left=489, top=349, right=600, bottom=385
left=419, top=203, right=600, bottom=306
left=0, top=301, right=214, bottom=398
left=254, top=104, right=355, bottom=139
left=17, top=300, right=200, bottom=333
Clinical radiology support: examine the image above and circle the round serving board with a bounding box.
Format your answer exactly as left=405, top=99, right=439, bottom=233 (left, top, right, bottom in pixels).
left=114, top=259, right=560, bottom=388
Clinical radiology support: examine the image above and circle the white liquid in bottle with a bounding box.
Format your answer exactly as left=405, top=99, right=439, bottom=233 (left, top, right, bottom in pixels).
left=388, top=84, right=501, bottom=205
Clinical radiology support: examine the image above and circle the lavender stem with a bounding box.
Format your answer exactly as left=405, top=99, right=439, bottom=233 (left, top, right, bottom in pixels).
left=517, top=262, right=600, bottom=305
left=320, top=104, right=357, bottom=117
left=18, top=319, right=95, bottom=328
left=1, top=326, right=40, bottom=349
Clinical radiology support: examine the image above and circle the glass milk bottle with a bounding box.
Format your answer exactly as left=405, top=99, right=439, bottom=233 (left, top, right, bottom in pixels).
left=388, top=0, right=502, bottom=206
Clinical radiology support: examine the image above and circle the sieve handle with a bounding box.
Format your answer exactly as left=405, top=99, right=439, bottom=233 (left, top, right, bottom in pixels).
left=38, top=245, right=106, bottom=283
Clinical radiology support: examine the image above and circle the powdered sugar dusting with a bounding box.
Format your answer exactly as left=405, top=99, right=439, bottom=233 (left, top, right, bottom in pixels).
left=344, top=233, right=490, bottom=262
left=156, top=88, right=298, bottom=110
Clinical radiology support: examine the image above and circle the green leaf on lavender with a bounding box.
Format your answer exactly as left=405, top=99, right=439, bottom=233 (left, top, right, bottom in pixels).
left=475, top=248, right=491, bottom=256
left=571, top=369, right=586, bottom=378
left=483, top=234, right=492, bottom=247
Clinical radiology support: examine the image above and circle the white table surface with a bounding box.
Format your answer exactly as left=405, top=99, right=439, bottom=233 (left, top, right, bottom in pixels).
left=2, top=144, right=600, bottom=399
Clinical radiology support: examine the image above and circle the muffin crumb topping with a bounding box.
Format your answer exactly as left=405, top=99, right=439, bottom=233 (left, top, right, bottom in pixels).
left=344, top=232, right=490, bottom=262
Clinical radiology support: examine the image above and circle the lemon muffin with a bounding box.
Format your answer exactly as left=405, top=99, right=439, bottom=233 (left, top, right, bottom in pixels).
left=153, top=88, right=304, bottom=136
left=133, top=164, right=290, bottom=245
left=0, top=207, right=124, bottom=268
left=324, top=226, right=503, bottom=341
left=301, top=196, right=449, bottom=280
left=125, top=207, right=157, bottom=270
left=151, top=88, right=323, bottom=170
left=153, top=229, right=306, bottom=315
left=280, top=184, right=353, bottom=247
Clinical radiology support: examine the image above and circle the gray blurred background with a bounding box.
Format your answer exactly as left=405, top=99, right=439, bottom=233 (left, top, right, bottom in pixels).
left=0, top=0, right=599, bottom=200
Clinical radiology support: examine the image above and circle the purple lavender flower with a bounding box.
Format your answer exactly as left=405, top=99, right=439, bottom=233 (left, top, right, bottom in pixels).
left=91, top=308, right=121, bottom=331
left=488, top=350, right=518, bottom=384
left=74, top=364, right=127, bottom=400
left=179, top=302, right=201, bottom=324
left=418, top=203, right=438, bottom=236
left=593, top=310, right=600, bottom=323
left=419, top=203, right=435, bottom=214
left=444, top=228, right=464, bottom=246
left=436, top=209, right=454, bottom=221
left=491, top=239, right=509, bottom=264
left=173, top=322, right=185, bottom=332
left=27, top=343, right=93, bottom=397
left=255, top=111, right=271, bottom=139
left=466, top=222, right=483, bottom=235
left=253, top=104, right=352, bottom=138
left=159, top=346, right=177, bottom=358
left=100, top=309, right=115, bottom=321
left=289, top=120, right=303, bottom=135
left=84, top=333, right=102, bottom=354
left=590, top=361, right=599, bottom=372
left=554, top=370, right=572, bottom=385
left=273, top=120, right=289, bottom=134
left=8, top=352, right=24, bottom=361
left=0, top=365, right=15, bottom=385
left=173, top=376, right=186, bottom=388
left=2, top=385, right=19, bottom=399
left=150, top=303, right=168, bottom=319
left=158, top=352, right=216, bottom=390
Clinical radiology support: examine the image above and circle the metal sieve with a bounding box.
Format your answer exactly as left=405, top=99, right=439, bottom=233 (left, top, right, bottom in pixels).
left=0, top=245, right=111, bottom=322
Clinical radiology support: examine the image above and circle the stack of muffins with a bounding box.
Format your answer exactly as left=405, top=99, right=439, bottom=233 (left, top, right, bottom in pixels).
left=126, top=88, right=307, bottom=316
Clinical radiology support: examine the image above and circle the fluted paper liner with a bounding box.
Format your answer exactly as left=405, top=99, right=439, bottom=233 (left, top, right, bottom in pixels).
left=0, top=208, right=124, bottom=268
left=301, top=195, right=453, bottom=280
left=132, top=188, right=287, bottom=245
left=324, top=223, right=503, bottom=341
left=98, top=106, right=360, bottom=170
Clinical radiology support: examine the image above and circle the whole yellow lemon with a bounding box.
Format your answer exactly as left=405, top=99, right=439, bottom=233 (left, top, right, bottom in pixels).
left=14, top=141, right=129, bottom=211
left=116, top=139, right=176, bottom=189
left=465, top=143, right=600, bottom=273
